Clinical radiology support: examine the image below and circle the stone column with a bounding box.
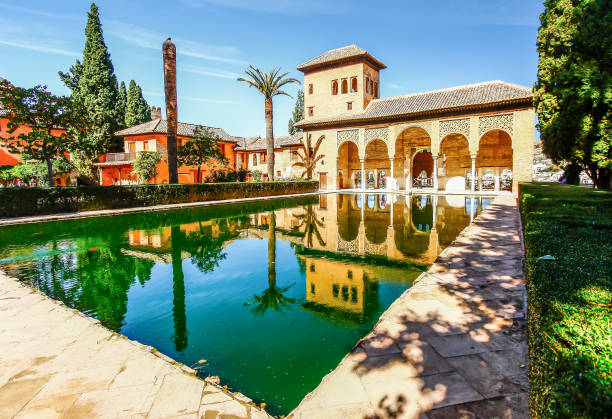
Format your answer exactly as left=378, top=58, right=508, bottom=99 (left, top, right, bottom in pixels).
left=471, top=155, right=476, bottom=192
left=360, top=159, right=365, bottom=190
left=406, top=150, right=412, bottom=193
left=389, top=158, right=394, bottom=191
left=361, top=193, right=365, bottom=220
left=495, top=174, right=500, bottom=192
left=163, top=37, right=179, bottom=184
left=470, top=196, right=475, bottom=222
left=433, top=155, right=439, bottom=192
left=432, top=195, right=438, bottom=227
left=389, top=197, right=394, bottom=226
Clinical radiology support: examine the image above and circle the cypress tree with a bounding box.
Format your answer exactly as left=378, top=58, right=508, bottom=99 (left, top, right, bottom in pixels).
left=73, top=3, right=121, bottom=158
left=118, top=81, right=127, bottom=128
left=126, top=80, right=151, bottom=127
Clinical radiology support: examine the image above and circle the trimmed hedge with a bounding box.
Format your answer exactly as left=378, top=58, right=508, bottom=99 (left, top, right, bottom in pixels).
left=0, top=181, right=319, bottom=218
left=519, top=183, right=612, bottom=418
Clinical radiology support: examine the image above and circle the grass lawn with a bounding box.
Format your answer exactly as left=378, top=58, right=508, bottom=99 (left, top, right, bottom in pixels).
left=519, top=183, right=612, bottom=418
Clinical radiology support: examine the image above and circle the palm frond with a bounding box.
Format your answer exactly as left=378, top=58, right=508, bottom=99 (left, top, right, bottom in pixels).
left=313, top=135, right=325, bottom=156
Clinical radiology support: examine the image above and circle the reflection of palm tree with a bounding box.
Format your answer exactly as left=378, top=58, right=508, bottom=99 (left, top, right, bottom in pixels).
left=170, top=225, right=188, bottom=352
left=293, top=205, right=326, bottom=248
left=250, top=212, right=297, bottom=315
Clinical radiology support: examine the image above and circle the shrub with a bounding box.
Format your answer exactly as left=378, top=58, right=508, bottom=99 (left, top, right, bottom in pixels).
left=519, top=183, right=612, bottom=418
left=132, top=151, right=162, bottom=183
left=0, top=181, right=319, bottom=218
left=251, top=170, right=263, bottom=182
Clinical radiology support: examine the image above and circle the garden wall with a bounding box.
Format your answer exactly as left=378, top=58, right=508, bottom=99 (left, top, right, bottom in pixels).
left=0, top=181, right=319, bottom=218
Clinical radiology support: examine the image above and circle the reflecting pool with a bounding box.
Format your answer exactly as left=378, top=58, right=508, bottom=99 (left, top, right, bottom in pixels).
left=0, top=193, right=489, bottom=415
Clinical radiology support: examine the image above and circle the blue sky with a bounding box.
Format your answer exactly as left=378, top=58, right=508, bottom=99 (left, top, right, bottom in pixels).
left=0, top=0, right=544, bottom=137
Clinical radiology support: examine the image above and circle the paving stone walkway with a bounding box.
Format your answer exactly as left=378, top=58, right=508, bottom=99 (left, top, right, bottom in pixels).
left=289, top=195, right=529, bottom=419
left=0, top=273, right=272, bottom=419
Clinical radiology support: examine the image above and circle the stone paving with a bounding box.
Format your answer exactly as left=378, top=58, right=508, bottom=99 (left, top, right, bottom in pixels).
left=0, top=273, right=272, bottom=419
left=289, top=195, right=529, bottom=419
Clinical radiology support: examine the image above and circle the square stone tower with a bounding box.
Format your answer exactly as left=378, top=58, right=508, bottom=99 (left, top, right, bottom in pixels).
left=297, top=45, right=386, bottom=121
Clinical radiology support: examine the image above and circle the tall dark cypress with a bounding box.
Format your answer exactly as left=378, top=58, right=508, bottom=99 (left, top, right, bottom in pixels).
left=118, top=81, right=127, bottom=128
left=126, top=80, right=151, bottom=127
left=75, top=3, right=121, bottom=157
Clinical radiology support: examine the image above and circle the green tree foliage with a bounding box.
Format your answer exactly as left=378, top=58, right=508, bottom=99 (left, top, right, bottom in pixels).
left=125, top=80, right=151, bottom=127
left=131, top=151, right=162, bottom=184
left=118, top=81, right=127, bottom=127
left=288, top=89, right=304, bottom=135
left=237, top=66, right=300, bottom=180
left=59, top=3, right=121, bottom=181
left=0, top=81, right=81, bottom=186
left=292, top=134, right=324, bottom=179
left=177, top=127, right=228, bottom=183
left=0, top=157, right=73, bottom=184
left=534, top=0, right=612, bottom=189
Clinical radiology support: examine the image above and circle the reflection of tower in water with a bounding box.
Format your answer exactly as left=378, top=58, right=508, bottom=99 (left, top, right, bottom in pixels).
left=301, top=256, right=379, bottom=324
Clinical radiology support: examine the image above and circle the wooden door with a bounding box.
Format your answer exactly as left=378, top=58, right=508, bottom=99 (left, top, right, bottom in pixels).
left=319, top=172, right=327, bottom=190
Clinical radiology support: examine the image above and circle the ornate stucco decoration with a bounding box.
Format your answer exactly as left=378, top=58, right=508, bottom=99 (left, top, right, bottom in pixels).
left=337, top=129, right=359, bottom=147
left=439, top=118, right=470, bottom=141
left=337, top=234, right=359, bottom=254
left=365, top=127, right=389, bottom=144
left=478, top=113, right=514, bottom=137
left=397, top=121, right=433, bottom=139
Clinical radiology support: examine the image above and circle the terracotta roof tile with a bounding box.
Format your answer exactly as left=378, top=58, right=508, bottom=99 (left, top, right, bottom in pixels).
left=234, top=133, right=303, bottom=151
left=114, top=119, right=240, bottom=143
left=295, top=80, right=532, bottom=127
left=297, top=44, right=386, bottom=71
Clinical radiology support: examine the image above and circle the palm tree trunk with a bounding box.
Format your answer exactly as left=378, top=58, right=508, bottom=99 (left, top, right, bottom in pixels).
left=265, top=97, right=274, bottom=181
left=267, top=212, right=276, bottom=288
left=163, top=38, right=179, bottom=184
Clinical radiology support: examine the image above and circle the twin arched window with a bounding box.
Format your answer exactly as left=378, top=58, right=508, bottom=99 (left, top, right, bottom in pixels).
left=332, top=77, right=358, bottom=95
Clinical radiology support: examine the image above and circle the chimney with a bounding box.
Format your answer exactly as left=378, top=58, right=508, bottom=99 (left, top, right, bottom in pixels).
left=151, top=106, right=162, bottom=120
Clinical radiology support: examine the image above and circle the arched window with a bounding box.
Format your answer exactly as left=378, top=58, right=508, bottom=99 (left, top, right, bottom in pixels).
left=370, top=80, right=374, bottom=95
left=374, top=82, right=379, bottom=98
left=341, top=79, right=348, bottom=94
left=351, top=77, right=357, bottom=93
left=332, top=80, right=338, bottom=95
left=365, top=77, right=370, bottom=93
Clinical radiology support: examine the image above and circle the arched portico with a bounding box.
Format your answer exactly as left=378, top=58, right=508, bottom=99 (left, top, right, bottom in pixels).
left=337, top=141, right=360, bottom=189
left=438, top=133, right=471, bottom=191
left=476, top=129, right=513, bottom=191
left=364, top=140, right=390, bottom=189
left=394, top=127, right=432, bottom=191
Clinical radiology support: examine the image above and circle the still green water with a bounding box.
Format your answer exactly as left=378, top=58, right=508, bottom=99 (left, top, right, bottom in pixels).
left=0, top=193, right=488, bottom=415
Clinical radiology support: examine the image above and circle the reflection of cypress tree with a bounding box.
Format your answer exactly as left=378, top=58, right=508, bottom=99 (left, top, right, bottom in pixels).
left=250, top=213, right=297, bottom=315
left=170, top=225, right=188, bottom=352
left=135, top=258, right=154, bottom=285
left=74, top=236, right=136, bottom=332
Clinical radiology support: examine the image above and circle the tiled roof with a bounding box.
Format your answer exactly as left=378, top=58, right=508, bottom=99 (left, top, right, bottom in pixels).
left=295, top=80, right=533, bottom=127
left=297, top=44, right=386, bottom=72
left=114, top=119, right=240, bottom=143
left=235, top=133, right=303, bottom=151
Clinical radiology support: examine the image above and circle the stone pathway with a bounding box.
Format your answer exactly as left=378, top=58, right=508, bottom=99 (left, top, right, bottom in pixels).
left=0, top=273, right=272, bottom=419
left=289, top=195, right=529, bottom=418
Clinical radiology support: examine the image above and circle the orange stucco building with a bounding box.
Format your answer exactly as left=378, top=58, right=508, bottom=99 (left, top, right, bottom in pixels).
left=97, top=116, right=241, bottom=185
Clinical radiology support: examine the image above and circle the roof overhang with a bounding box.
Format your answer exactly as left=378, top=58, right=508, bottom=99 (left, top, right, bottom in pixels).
left=297, top=54, right=386, bottom=74
left=295, top=98, right=533, bottom=130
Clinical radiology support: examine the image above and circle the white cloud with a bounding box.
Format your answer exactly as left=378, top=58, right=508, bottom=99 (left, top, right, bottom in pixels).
left=143, top=90, right=238, bottom=105
left=0, top=40, right=79, bottom=57
left=384, top=82, right=402, bottom=89
left=105, top=21, right=244, bottom=65
left=181, top=0, right=348, bottom=16
left=180, top=64, right=241, bottom=80
left=0, top=4, right=80, bottom=21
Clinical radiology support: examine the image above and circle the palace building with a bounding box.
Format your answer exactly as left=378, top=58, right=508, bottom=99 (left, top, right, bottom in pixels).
left=295, top=45, right=535, bottom=195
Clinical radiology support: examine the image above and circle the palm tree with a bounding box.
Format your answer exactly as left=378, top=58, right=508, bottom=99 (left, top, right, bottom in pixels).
left=293, top=134, right=325, bottom=179
left=249, top=212, right=297, bottom=314
left=293, top=205, right=326, bottom=248
left=237, top=66, right=300, bottom=180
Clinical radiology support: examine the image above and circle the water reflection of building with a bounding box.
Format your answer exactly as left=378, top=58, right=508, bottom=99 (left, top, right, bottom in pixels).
left=269, top=193, right=489, bottom=265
